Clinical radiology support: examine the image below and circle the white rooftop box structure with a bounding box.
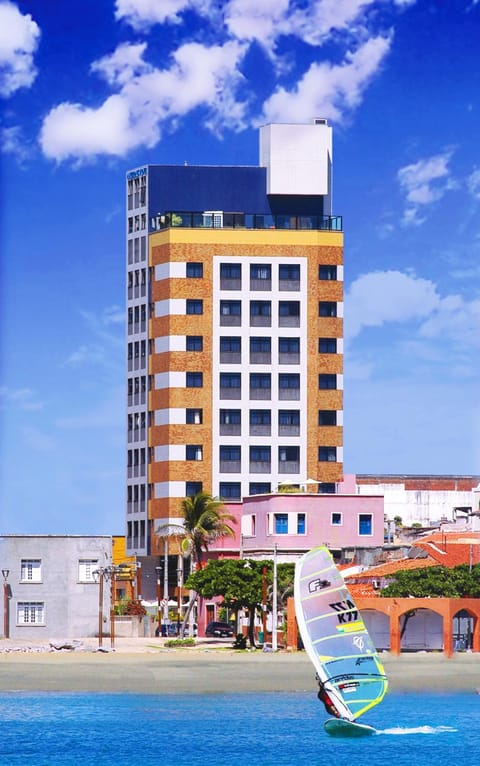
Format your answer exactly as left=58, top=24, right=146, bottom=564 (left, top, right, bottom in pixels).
left=259, top=121, right=332, bottom=208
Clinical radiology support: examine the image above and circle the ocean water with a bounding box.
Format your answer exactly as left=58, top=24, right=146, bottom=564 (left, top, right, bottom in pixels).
left=0, top=691, right=477, bottom=766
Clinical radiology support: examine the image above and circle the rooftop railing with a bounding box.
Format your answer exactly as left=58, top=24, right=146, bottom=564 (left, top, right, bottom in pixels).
left=153, top=211, right=342, bottom=232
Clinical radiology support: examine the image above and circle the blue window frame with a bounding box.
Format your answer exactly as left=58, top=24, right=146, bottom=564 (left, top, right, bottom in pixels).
left=319, top=301, right=337, bottom=317
left=318, top=446, right=337, bottom=462
left=359, top=514, right=372, bottom=535
left=219, top=482, right=241, bottom=499
left=186, top=299, right=203, bottom=315
left=319, top=374, right=337, bottom=389
left=297, top=513, right=306, bottom=534
left=186, top=262, right=203, bottom=278
left=331, top=512, right=342, bottom=525
left=319, top=265, right=337, bottom=280
left=186, top=372, right=203, bottom=387
left=318, top=338, right=337, bottom=353
left=186, top=336, right=203, bottom=351
left=274, top=513, right=288, bottom=534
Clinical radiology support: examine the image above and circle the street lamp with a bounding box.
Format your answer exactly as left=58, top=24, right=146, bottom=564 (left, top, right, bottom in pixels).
left=2, top=570, right=9, bottom=639
left=155, top=565, right=162, bottom=636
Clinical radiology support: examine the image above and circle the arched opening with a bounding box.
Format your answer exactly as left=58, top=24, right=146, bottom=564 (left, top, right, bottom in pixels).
left=452, top=609, right=474, bottom=651
left=399, top=608, right=443, bottom=651
left=362, top=609, right=390, bottom=651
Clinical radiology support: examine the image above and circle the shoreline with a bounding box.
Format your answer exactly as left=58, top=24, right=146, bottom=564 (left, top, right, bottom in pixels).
left=1, top=639, right=480, bottom=694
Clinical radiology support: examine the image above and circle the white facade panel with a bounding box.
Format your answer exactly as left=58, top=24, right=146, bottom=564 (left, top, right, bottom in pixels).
left=155, top=262, right=185, bottom=281
left=154, top=408, right=185, bottom=425
left=154, top=482, right=186, bottom=499
left=155, top=299, right=185, bottom=317
left=259, top=123, right=332, bottom=199
left=154, top=444, right=184, bottom=462
left=154, top=371, right=185, bottom=389
left=155, top=336, right=185, bottom=353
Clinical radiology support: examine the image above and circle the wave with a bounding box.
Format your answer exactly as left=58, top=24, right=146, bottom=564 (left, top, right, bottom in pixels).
left=377, top=725, right=458, bottom=736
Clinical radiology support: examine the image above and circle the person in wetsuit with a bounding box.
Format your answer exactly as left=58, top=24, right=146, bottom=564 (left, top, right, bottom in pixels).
left=317, top=678, right=342, bottom=718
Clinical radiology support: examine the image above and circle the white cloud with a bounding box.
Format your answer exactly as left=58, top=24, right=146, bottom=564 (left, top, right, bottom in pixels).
left=1, top=124, right=29, bottom=161
left=0, top=385, right=44, bottom=411
left=419, top=294, right=480, bottom=349
left=467, top=168, right=480, bottom=200
left=224, top=0, right=290, bottom=46
left=114, top=0, right=212, bottom=29
left=0, top=1, right=40, bottom=97
left=397, top=150, right=455, bottom=225
left=344, top=270, right=440, bottom=341
left=283, top=0, right=377, bottom=47
left=40, top=40, right=247, bottom=161
left=261, top=35, right=391, bottom=124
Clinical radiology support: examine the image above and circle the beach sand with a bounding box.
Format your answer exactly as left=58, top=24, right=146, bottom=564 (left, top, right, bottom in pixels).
left=1, top=638, right=480, bottom=694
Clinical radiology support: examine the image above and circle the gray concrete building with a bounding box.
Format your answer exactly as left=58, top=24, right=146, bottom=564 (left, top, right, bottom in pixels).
left=1, top=535, right=112, bottom=640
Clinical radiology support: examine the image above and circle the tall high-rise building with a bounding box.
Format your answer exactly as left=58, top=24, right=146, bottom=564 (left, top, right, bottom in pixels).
left=126, top=121, right=343, bottom=556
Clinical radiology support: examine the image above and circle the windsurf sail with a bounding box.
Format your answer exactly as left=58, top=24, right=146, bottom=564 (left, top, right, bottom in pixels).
left=294, top=546, right=388, bottom=722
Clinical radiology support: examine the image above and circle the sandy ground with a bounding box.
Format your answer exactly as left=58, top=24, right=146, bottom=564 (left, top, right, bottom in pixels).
left=1, top=637, right=480, bottom=694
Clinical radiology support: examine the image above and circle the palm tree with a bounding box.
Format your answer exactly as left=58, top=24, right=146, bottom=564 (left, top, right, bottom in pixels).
left=179, top=492, right=236, bottom=635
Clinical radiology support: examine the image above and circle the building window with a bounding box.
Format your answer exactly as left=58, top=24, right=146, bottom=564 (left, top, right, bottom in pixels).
left=279, top=373, right=300, bottom=400
left=249, top=482, right=271, bottom=495
left=297, top=513, right=306, bottom=534
left=319, top=301, right=337, bottom=317
left=219, top=482, right=241, bottom=499
left=220, top=300, right=242, bottom=324
left=186, top=408, right=203, bottom=424
left=279, top=264, right=300, bottom=281
left=250, top=300, right=271, bottom=326
left=331, top=512, right=342, bottom=525
left=250, top=373, right=271, bottom=390
left=359, top=514, right=373, bottom=535
left=186, top=445, right=203, bottom=461
left=186, top=481, right=202, bottom=497
left=220, top=409, right=241, bottom=424
left=220, top=336, right=241, bottom=353
left=20, top=559, right=42, bottom=582
left=279, top=337, right=300, bottom=354
left=250, top=264, right=271, bottom=281
left=319, top=374, right=337, bottom=389
left=220, top=263, right=241, bottom=279
left=318, top=410, right=337, bottom=426
left=250, top=446, right=271, bottom=462
left=186, top=299, right=203, bottom=315
left=250, top=337, right=271, bottom=353
left=319, top=265, right=337, bottom=280
left=319, top=338, right=337, bottom=353
left=186, top=336, right=203, bottom=351
left=186, top=372, right=203, bottom=387
left=274, top=513, right=288, bottom=534
left=78, top=559, right=99, bottom=582
left=219, top=446, right=241, bottom=472
left=319, top=446, right=337, bottom=462
left=250, top=410, right=271, bottom=426
left=279, top=301, right=300, bottom=324
left=279, top=446, right=299, bottom=463
left=319, top=483, right=336, bottom=494
left=186, top=262, right=203, bottom=278
left=17, top=602, right=45, bottom=625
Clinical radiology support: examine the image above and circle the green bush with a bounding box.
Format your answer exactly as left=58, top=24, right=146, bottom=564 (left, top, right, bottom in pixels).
left=164, top=638, right=196, bottom=648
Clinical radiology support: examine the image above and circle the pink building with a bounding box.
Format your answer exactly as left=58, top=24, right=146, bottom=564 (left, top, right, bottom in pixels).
left=210, top=484, right=384, bottom=563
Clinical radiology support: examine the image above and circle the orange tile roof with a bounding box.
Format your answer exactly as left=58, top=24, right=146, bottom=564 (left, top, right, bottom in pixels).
left=345, top=555, right=436, bottom=581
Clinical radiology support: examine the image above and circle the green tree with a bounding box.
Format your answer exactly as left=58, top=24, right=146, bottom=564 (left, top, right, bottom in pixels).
left=380, top=564, right=480, bottom=598
left=179, top=492, right=236, bottom=635
left=186, top=558, right=295, bottom=647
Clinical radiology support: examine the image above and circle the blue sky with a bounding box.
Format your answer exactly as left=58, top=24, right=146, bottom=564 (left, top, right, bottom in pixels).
left=1, top=0, right=480, bottom=535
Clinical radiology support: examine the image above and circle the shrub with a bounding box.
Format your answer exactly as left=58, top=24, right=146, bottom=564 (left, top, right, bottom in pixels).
left=164, top=638, right=196, bottom=648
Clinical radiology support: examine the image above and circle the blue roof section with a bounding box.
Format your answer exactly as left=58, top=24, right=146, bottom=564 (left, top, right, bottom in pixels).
left=146, top=165, right=326, bottom=217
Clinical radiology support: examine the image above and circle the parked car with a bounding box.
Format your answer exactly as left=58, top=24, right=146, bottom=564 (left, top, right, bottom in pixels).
left=205, top=621, right=234, bottom=637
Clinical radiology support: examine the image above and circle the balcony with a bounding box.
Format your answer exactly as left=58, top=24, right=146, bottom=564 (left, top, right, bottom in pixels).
left=157, top=211, right=343, bottom=232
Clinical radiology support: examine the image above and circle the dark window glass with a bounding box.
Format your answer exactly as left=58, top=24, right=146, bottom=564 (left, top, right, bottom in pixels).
left=186, top=262, right=203, bottom=278
left=319, top=265, right=337, bottom=280
left=279, top=264, right=300, bottom=280
left=250, top=373, right=271, bottom=388
left=319, top=301, right=337, bottom=317
left=279, top=410, right=300, bottom=425
left=279, top=301, right=300, bottom=316
left=250, top=410, right=271, bottom=425
left=220, top=300, right=241, bottom=315
left=250, top=446, right=271, bottom=462
left=279, top=373, right=300, bottom=389
left=186, top=299, right=203, bottom=315
left=186, top=409, right=202, bottom=424
left=186, top=372, right=203, bottom=387
left=219, top=482, right=241, bottom=499
left=332, top=512, right=342, bottom=524
left=250, top=337, right=271, bottom=353
left=250, top=300, right=271, bottom=316
left=220, top=373, right=241, bottom=388
left=220, top=336, right=241, bottom=353
left=319, top=483, right=336, bottom=494
left=279, top=337, right=300, bottom=353
left=318, top=410, right=337, bottom=425
left=186, top=336, right=203, bottom=351
left=318, top=446, right=337, bottom=462
left=220, top=263, right=241, bottom=279
left=220, top=446, right=241, bottom=461
left=186, top=445, right=202, bottom=460
left=249, top=483, right=271, bottom=495
left=220, top=409, right=241, bottom=424
left=279, top=446, right=299, bottom=461
left=250, top=264, right=271, bottom=280
left=319, top=374, right=337, bottom=389
left=297, top=513, right=306, bottom=534
left=318, top=338, right=337, bottom=353
left=274, top=514, right=288, bottom=534
left=186, top=481, right=202, bottom=497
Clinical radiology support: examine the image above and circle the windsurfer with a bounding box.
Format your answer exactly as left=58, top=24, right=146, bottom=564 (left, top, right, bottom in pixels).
left=316, top=678, right=342, bottom=719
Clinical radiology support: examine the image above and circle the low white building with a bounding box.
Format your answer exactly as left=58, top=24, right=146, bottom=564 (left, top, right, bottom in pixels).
left=0, top=535, right=112, bottom=640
